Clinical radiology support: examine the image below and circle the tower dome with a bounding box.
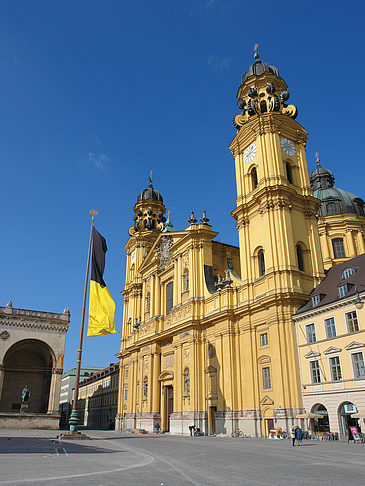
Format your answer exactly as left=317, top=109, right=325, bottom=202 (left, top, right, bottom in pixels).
left=137, top=182, right=163, bottom=203
left=241, top=60, right=280, bottom=84
left=310, top=160, right=365, bottom=217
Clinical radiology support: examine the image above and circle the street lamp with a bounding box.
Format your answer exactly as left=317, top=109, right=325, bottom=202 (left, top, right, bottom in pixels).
left=355, top=287, right=363, bottom=310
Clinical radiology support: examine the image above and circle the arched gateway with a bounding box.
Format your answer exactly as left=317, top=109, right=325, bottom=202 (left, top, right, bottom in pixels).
left=0, top=302, right=69, bottom=429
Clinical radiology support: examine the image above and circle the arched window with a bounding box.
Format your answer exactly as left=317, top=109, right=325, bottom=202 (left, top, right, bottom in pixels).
left=296, top=245, right=305, bottom=271
left=146, top=293, right=151, bottom=312
left=342, top=268, right=356, bottom=279
left=258, top=249, right=265, bottom=276
left=332, top=238, right=346, bottom=259
left=166, top=282, right=174, bottom=315
left=251, top=167, right=258, bottom=189
left=143, top=377, right=148, bottom=399
left=260, top=100, right=267, bottom=113
left=286, top=162, right=293, bottom=184
left=184, top=368, right=190, bottom=395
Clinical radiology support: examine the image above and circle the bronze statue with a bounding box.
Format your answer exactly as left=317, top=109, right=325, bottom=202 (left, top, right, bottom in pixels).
left=21, top=386, right=30, bottom=403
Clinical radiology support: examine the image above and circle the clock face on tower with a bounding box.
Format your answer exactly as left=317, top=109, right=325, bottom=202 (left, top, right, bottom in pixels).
left=244, top=143, right=257, bottom=164
left=280, top=138, right=296, bottom=156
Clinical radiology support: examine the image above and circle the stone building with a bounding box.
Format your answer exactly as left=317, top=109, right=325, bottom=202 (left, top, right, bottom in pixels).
left=294, top=254, right=365, bottom=438
left=77, top=363, right=119, bottom=429
left=0, top=301, right=70, bottom=429
left=59, top=366, right=103, bottom=428
left=116, top=53, right=332, bottom=437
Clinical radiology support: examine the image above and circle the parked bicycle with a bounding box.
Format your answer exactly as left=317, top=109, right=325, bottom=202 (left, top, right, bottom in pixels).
left=231, top=430, right=246, bottom=438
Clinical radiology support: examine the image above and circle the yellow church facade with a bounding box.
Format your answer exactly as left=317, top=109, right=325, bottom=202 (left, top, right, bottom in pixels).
left=115, top=54, right=364, bottom=436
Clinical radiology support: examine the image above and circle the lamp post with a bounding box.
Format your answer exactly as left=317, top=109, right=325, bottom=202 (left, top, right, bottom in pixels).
left=355, top=287, right=363, bottom=310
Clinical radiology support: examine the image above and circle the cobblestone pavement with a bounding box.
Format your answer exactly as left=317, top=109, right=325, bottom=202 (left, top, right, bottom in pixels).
left=0, top=429, right=364, bottom=485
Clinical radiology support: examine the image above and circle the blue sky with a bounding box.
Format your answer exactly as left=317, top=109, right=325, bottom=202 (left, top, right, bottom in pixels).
left=1, top=0, right=364, bottom=372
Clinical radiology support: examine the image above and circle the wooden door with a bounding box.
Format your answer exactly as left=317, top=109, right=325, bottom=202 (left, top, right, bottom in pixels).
left=167, top=386, right=173, bottom=431
left=209, top=406, right=216, bottom=435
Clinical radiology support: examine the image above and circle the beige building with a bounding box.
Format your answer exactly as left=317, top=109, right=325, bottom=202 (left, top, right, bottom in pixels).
left=116, top=53, right=327, bottom=437
left=294, top=254, right=365, bottom=438
left=77, top=362, right=119, bottom=429
left=0, top=301, right=70, bottom=429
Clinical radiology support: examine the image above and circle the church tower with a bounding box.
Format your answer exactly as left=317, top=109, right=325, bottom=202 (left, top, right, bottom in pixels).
left=230, top=50, right=324, bottom=292
left=229, top=51, right=325, bottom=434
left=121, top=176, right=166, bottom=338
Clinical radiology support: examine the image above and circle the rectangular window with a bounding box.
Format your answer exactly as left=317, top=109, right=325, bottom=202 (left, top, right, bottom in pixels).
left=338, top=284, right=348, bottom=298
left=346, top=311, right=359, bottom=333
left=125, top=368, right=128, bottom=379
left=310, top=360, right=321, bottom=384
left=330, top=356, right=342, bottom=381
left=166, top=282, right=174, bottom=315
left=312, top=295, right=320, bottom=307
left=352, top=352, right=365, bottom=378
left=262, top=367, right=271, bottom=390
left=124, top=387, right=128, bottom=401
left=325, top=317, right=337, bottom=339
left=306, top=323, right=316, bottom=343
left=260, top=333, right=268, bottom=346
left=332, top=238, right=346, bottom=259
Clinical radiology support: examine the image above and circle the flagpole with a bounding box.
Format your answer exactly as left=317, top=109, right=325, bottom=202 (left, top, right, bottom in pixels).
left=68, top=209, right=98, bottom=434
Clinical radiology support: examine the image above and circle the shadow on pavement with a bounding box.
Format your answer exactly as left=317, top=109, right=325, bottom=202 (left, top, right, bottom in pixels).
left=0, top=437, right=121, bottom=454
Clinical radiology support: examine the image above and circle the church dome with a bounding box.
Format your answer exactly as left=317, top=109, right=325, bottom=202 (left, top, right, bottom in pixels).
left=137, top=182, right=163, bottom=203
left=241, top=60, right=280, bottom=84
left=310, top=162, right=365, bottom=217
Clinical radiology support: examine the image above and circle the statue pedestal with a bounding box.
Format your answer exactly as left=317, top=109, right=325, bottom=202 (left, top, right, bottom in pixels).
left=58, top=431, right=90, bottom=440
left=20, top=403, right=29, bottom=414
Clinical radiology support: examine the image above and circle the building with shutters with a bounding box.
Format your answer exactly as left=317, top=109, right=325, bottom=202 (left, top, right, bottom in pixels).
left=294, top=254, right=365, bottom=438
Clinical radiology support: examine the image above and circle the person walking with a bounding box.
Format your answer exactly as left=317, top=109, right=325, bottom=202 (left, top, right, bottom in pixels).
left=295, top=425, right=303, bottom=446
left=291, top=426, right=297, bottom=446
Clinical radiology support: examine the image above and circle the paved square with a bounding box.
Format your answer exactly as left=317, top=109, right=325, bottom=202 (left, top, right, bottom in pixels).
left=0, top=430, right=364, bottom=485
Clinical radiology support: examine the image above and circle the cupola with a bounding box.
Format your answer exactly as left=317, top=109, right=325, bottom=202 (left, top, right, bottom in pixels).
left=128, top=174, right=166, bottom=236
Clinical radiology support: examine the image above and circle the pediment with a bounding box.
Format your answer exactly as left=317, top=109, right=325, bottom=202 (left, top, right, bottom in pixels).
left=261, top=395, right=274, bottom=405
left=158, top=370, right=174, bottom=381
left=324, top=346, right=341, bottom=355
left=345, top=341, right=365, bottom=351
left=258, top=355, right=271, bottom=365
left=138, top=233, right=185, bottom=272
left=304, top=351, right=321, bottom=359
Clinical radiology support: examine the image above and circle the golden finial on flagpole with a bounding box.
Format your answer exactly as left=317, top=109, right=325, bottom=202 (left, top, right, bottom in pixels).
left=254, top=43, right=259, bottom=60
left=90, top=209, right=98, bottom=221
left=148, top=170, right=153, bottom=183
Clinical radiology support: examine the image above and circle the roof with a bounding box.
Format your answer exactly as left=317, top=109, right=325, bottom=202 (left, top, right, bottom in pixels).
left=79, top=362, right=119, bottom=386
left=137, top=182, right=163, bottom=203
left=310, top=162, right=365, bottom=217
left=241, top=60, right=279, bottom=84
left=295, top=254, right=365, bottom=315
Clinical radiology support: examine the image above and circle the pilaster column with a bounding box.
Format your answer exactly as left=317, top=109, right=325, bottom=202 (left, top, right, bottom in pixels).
left=47, top=369, right=62, bottom=413
left=177, top=255, right=182, bottom=302
left=345, top=229, right=356, bottom=257
left=357, top=230, right=365, bottom=255
left=173, top=259, right=179, bottom=305
left=152, top=352, right=161, bottom=412
left=320, top=231, right=331, bottom=260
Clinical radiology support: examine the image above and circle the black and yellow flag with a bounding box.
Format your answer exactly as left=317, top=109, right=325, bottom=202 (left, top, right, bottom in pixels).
left=87, top=227, right=117, bottom=336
